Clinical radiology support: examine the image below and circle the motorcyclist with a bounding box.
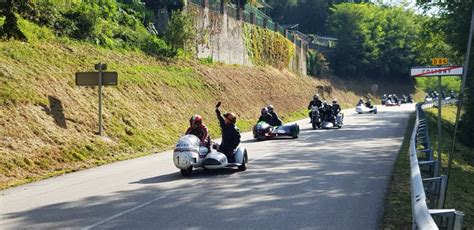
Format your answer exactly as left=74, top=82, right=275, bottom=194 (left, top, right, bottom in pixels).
left=381, top=94, right=387, bottom=105
left=332, top=99, right=341, bottom=116
left=215, top=102, right=241, bottom=162
left=357, top=97, right=364, bottom=106
left=365, top=98, right=373, bottom=108
left=308, top=95, right=323, bottom=121
left=267, top=105, right=282, bottom=126
left=450, top=90, right=456, bottom=99
left=392, top=94, right=399, bottom=104
left=258, top=107, right=273, bottom=124
left=185, top=115, right=211, bottom=150
left=322, top=101, right=334, bottom=122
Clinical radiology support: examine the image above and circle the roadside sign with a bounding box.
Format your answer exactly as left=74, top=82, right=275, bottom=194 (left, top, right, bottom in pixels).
left=410, top=66, right=463, bottom=77
left=431, top=58, right=448, bottom=66
left=75, top=63, right=118, bottom=136
left=75, top=72, right=118, bottom=86
left=371, top=84, right=378, bottom=93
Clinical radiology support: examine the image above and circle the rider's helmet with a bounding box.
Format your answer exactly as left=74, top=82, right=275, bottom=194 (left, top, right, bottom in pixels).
left=190, top=115, right=203, bottom=128
left=332, top=99, right=337, bottom=104
left=313, top=95, right=319, bottom=100
left=261, top=107, right=268, bottom=115
left=224, top=112, right=237, bottom=124
left=267, top=105, right=274, bottom=113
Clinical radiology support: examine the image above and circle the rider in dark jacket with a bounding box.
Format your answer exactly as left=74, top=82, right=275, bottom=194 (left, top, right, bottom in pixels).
left=215, top=102, right=241, bottom=162
left=321, top=101, right=334, bottom=122
left=267, top=105, right=282, bottom=126
left=332, top=99, right=341, bottom=116
left=258, top=107, right=273, bottom=124
left=365, top=99, right=373, bottom=108
left=308, top=95, right=323, bottom=121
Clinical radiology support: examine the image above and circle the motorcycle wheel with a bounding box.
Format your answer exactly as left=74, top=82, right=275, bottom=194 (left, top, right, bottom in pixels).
left=180, top=167, right=193, bottom=177
left=238, top=153, right=248, bottom=171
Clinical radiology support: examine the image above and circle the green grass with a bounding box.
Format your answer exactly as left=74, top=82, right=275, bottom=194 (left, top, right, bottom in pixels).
left=383, top=113, right=415, bottom=229
left=425, top=106, right=474, bottom=226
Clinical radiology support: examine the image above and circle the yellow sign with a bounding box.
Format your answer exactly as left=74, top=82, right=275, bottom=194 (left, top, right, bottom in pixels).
left=432, top=58, right=448, bottom=66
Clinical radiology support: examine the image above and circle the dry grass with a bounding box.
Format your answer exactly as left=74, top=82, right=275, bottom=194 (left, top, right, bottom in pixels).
left=0, top=39, right=415, bottom=189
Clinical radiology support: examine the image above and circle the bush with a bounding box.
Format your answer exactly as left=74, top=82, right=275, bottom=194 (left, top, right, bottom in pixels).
left=2, top=0, right=173, bottom=57
left=164, top=11, right=196, bottom=53
left=307, top=50, right=329, bottom=77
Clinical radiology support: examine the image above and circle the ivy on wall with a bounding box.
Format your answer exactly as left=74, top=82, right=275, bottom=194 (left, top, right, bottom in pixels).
left=243, top=24, right=295, bottom=69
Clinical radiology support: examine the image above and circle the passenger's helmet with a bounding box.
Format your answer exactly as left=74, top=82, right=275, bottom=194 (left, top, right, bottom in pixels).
left=261, top=107, right=268, bottom=115
left=190, top=115, right=203, bottom=128
left=224, top=112, right=237, bottom=124
left=322, top=101, right=328, bottom=107
left=267, top=105, right=274, bottom=113
left=332, top=99, right=337, bottom=104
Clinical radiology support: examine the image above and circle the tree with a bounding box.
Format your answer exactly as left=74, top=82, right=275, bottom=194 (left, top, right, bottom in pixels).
left=164, top=11, right=196, bottom=53
left=327, top=3, right=443, bottom=80
left=417, top=1, right=474, bottom=146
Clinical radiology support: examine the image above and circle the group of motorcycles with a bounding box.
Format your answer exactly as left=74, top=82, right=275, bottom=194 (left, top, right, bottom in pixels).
left=424, top=90, right=456, bottom=103
left=381, top=94, right=413, bottom=106
left=172, top=102, right=345, bottom=176
left=309, top=105, right=344, bottom=130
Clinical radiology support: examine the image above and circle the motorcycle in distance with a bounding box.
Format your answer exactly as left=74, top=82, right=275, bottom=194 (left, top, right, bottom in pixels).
left=321, top=113, right=344, bottom=129
left=355, top=102, right=377, bottom=114
left=385, top=98, right=401, bottom=106
left=173, top=135, right=248, bottom=177
left=400, top=95, right=414, bottom=104
left=311, top=105, right=322, bottom=129
left=253, top=121, right=299, bottom=141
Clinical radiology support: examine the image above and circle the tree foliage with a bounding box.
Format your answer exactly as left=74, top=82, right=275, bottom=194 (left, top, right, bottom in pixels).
left=0, top=0, right=172, bottom=57
left=164, top=10, right=196, bottom=53
left=418, top=1, right=474, bottom=146
left=327, top=3, right=449, bottom=80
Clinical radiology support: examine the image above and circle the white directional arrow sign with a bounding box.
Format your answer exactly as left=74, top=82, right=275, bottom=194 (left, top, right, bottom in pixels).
left=410, top=66, right=463, bottom=77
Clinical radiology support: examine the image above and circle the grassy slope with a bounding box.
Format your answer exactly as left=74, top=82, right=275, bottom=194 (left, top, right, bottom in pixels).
left=383, top=106, right=474, bottom=227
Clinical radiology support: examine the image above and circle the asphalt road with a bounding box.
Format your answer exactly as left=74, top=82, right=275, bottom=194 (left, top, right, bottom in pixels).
left=1, top=104, right=415, bottom=229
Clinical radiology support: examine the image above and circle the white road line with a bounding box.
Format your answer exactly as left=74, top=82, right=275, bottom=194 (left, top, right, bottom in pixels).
left=82, top=147, right=276, bottom=229
left=82, top=195, right=165, bottom=230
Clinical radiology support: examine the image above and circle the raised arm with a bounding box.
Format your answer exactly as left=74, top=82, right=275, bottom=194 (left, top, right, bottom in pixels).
left=215, top=102, right=225, bottom=128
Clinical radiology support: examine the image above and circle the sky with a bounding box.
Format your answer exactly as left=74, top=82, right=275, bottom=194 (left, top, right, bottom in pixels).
left=369, top=0, right=442, bottom=15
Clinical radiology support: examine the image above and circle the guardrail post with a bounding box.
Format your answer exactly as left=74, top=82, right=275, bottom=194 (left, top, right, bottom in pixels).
left=275, top=23, right=279, bottom=33
left=438, top=175, right=447, bottom=209
left=453, top=211, right=464, bottom=230
left=263, top=17, right=268, bottom=29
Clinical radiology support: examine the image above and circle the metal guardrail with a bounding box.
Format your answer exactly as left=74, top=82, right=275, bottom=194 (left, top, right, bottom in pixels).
left=411, top=102, right=464, bottom=229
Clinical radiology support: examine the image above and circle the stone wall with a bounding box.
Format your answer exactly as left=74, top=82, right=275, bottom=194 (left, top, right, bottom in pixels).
left=188, top=3, right=307, bottom=75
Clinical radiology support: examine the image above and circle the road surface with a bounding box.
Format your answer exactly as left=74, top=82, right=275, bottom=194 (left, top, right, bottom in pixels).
left=1, top=104, right=415, bottom=229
